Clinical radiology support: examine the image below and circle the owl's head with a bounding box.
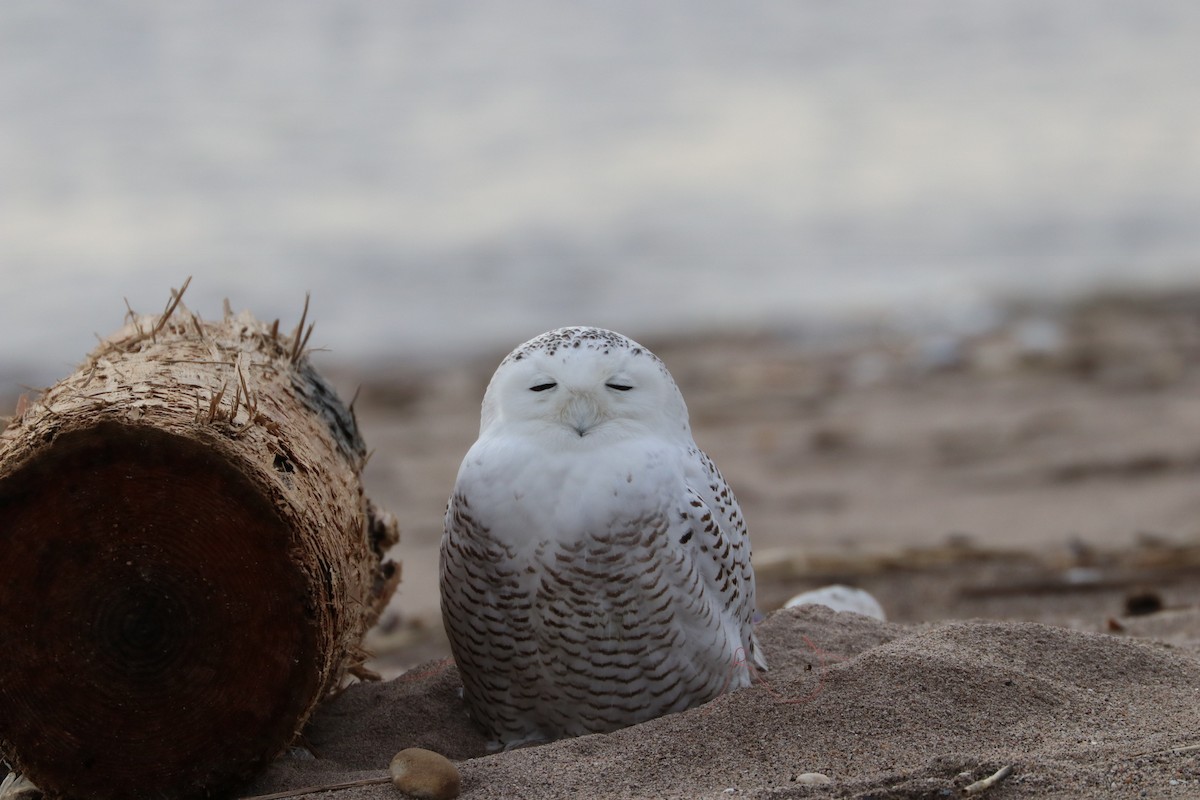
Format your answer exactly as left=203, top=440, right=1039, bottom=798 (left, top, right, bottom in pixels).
left=479, top=327, right=692, bottom=442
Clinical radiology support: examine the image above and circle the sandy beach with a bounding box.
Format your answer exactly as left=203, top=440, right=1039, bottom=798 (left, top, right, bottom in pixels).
left=245, top=604, right=1200, bottom=799
left=241, top=292, right=1200, bottom=798
left=5, top=3, right=1200, bottom=795
left=8, top=292, right=1200, bottom=799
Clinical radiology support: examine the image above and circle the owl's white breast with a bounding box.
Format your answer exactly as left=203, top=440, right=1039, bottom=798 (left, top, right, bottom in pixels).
left=455, top=429, right=686, bottom=551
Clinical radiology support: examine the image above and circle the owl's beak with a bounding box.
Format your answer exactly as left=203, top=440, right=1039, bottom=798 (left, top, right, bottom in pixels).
left=563, top=392, right=603, bottom=437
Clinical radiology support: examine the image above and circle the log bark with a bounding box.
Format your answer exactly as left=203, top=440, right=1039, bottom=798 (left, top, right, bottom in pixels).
left=0, top=290, right=400, bottom=800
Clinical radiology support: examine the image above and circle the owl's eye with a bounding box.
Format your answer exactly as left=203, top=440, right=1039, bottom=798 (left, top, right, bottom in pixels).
left=529, top=383, right=557, bottom=392
left=606, top=383, right=634, bottom=392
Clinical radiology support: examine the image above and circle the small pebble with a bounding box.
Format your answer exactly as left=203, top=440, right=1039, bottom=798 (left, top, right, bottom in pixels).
left=389, top=748, right=461, bottom=800
left=795, top=773, right=832, bottom=786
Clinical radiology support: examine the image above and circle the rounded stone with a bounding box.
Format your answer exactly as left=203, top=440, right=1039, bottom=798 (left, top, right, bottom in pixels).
left=389, top=748, right=461, bottom=800
left=795, top=772, right=832, bottom=785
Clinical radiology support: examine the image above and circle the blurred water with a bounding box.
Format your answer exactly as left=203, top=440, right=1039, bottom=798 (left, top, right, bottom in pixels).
left=2, top=1, right=1200, bottom=382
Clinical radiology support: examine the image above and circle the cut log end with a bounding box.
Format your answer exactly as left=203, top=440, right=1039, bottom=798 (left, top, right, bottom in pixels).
left=0, top=423, right=323, bottom=799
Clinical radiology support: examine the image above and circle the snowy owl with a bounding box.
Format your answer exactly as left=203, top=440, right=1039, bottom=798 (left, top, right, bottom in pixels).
left=440, top=326, right=766, bottom=748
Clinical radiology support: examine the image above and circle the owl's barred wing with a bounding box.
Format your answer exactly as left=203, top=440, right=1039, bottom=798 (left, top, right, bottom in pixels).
left=441, top=460, right=763, bottom=747
left=441, top=491, right=558, bottom=748
left=526, top=512, right=741, bottom=728
left=685, top=448, right=767, bottom=672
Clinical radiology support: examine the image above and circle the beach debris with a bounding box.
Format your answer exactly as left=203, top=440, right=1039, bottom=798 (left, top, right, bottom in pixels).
left=1130, top=742, right=1200, bottom=759
left=1012, top=317, right=1065, bottom=362
left=784, top=585, right=886, bottom=621
left=0, top=281, right=400, bottom=800
left=237, top=748, right=460, bottom=800
left=1124, top=590, right=1164, bottom=616
left=961, top=764, right=1012, bottom=796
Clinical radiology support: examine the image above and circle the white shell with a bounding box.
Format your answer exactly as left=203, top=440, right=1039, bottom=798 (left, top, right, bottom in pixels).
left=784, top=584, right=886, bottom=621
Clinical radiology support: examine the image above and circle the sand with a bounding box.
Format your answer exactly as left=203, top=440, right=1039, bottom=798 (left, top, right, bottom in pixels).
left=245, top=605, right=1200, bottom=799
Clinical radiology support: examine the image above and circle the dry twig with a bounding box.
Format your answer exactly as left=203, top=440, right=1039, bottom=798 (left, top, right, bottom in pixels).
left=191, top=312, right=207, bottom=339
left=150, top=276, right=192, bottom=342
left=962, top=764, right=1012, bottom=796
left=290, top=294, right=312, bottom=364
left=1131, top=742, right=1200, bottom=759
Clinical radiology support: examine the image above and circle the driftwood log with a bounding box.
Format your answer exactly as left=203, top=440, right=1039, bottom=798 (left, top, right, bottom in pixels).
left=0, top=287, right=400, bottom=799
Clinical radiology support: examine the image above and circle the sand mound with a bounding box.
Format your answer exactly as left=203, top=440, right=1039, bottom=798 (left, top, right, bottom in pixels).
left=246, top=606, right=1200, bottom=799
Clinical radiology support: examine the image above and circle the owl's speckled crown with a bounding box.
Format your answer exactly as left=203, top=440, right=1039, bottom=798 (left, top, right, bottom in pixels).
left=503, top=326, right=659, bottom=365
